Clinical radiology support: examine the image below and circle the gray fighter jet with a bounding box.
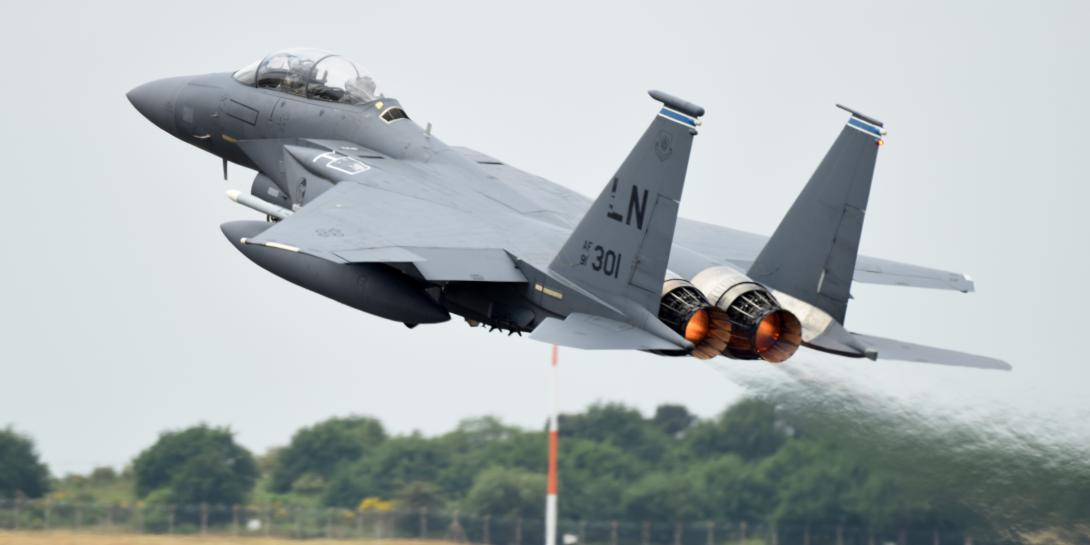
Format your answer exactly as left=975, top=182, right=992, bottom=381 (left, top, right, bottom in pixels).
left=128, top=48, right=1008, bottom=370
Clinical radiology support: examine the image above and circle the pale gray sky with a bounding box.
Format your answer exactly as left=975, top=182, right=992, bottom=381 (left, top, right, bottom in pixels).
left=1, top=1, right=1088, bottom=475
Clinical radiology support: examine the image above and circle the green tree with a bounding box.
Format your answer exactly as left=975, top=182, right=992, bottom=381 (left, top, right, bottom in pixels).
left=850, top=471, right=941, bottom=535
left=652, top=404, right=696, bottom=438
left=477, top=430, right=547, bottom=473
left=88, top=466, right=118, bottom=483
left=559, top=438, right=646, bottom=520
left=692, top=454, right=772, bottom=522
left=560, top=403, right=671, bottom=463
left=270, top=415, right=386, bottom=493
left=322, top=435, right=450, bottom=507
left=621, top=471, right=701, bottom=522
left=463, top=467, right=545, bottom=518
left=0, top=428, right=49, bottom=498
left=434, top=417, right=532, bottom=497
left=757, top=440, right=862, bottom=526
left=132, top=425, right=258, bottom=506
left=397, top=480, right=443, bottom=510
left=686, top=398, right=787, bottom=461
left=444, top=416, right=518, bottom=448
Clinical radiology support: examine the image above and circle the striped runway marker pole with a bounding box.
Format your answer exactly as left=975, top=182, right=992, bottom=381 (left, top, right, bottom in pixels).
left=545, top=344, right=559, bottom=545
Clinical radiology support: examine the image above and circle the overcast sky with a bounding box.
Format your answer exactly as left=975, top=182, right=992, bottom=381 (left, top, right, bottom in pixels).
left=1, top=1, right=1088, bottom=475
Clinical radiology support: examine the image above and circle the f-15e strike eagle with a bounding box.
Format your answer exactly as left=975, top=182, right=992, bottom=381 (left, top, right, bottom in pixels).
left=128, top=48, right=1008, bottom=370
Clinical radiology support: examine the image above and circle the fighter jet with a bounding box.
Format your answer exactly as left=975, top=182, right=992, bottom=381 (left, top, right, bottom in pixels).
left=127, top=48, right=1008, bottom=370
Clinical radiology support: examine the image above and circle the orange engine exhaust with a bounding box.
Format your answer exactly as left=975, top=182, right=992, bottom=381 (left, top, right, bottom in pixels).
left=755, top=312, right=782, bottom=354
left=690, top=266, right=803, bottom=363
left=724, top=305, right=801, bottom=363
left=658, top=279, right=732, bottom=359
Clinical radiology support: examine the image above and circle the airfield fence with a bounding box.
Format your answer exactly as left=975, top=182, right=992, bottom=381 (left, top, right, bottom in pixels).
left=0, top=498, right=982, bottom=545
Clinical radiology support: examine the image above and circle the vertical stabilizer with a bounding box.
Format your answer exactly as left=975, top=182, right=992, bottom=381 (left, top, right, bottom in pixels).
left=550, top=91, right=703, bottom=313
left=748, top=106, right=885, bottom=324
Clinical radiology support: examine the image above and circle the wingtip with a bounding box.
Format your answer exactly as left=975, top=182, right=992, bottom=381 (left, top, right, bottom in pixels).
left=961, top=273, right=976, bottom=293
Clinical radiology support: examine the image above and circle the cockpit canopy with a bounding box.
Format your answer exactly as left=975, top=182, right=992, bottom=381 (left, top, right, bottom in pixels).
left=234, top=49, right=381, bottom=105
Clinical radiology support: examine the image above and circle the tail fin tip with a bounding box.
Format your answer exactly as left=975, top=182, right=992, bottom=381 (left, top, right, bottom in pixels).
left=835, top=103, right=886, bottom=129
left=649, top=90, right=705, bottom=119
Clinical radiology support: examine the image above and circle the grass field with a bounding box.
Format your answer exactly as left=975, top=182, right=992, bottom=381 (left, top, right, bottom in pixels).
left=0, top=531, right=458, bottom=545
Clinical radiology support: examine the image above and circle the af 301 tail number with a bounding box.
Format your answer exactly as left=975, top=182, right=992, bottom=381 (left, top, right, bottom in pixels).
left=580, top=240, right=621, bottom=279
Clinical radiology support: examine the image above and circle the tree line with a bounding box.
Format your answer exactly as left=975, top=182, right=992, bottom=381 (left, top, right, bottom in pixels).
left=1, top=399, right=995, bottom=538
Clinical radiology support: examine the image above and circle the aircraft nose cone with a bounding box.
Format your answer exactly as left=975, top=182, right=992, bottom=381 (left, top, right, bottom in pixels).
left=127, top=76, right=189, bottom=133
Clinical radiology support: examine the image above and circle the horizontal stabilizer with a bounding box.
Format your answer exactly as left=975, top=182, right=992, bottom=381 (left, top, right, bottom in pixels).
left=530, top=313, right=687, bottom=351
left=805, top=322, right=1010, bottom=371
left=852, top=333, right=1011, bottom=371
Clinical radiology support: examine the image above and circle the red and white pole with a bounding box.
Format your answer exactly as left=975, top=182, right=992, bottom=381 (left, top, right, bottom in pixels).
left=545, top=344, right=559, bottom=545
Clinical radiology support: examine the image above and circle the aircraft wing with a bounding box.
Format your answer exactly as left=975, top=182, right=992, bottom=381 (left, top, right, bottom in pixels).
left=244, top=177, right=529, bottom=283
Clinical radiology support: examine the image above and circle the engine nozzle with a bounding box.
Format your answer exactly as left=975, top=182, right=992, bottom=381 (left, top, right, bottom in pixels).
left=691, top=266, right=802, bottom=363
left=658, top=279, right=732, bottom=359
left=722, top=291, right=802, bottom=363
